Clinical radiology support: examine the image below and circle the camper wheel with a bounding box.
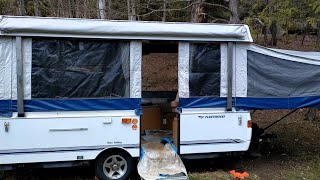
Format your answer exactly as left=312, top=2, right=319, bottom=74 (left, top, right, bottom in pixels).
left=95, top=150, right=133, bottom=180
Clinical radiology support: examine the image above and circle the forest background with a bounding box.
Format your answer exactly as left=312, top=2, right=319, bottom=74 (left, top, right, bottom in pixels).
left=0, top=0, right=319, bottom=48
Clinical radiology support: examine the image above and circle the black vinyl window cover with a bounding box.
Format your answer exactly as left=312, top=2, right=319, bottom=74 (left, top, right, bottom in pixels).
left=189, top=43, right=221, bottom=97
left=31, top=38, right=130, bottom=99
left=247, top=50, right=320, bottom=97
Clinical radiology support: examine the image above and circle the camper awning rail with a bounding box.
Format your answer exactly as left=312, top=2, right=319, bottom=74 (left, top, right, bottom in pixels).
left=0, top=16, right=253, bottom=42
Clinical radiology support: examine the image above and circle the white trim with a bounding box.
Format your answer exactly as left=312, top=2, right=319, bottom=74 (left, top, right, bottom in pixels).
left=178, top=42, right=190, bottom=98
left=0, top=147, right=140, bottom=164
left=130, top=41, right=142, bottom=98
left=11, top=38, right=31, bottom=100
left=235, top=43, right=248, bottom=97
left=220, top=43, right=237, bottom=97
left=269, top=47, right=320, bottom=59
left=246, top=44, right=320, bottom=65
left=23, top=38, right=31, bottom=100
left=220, top=43, right=227, bottom=97
left=0, top=37, right=12, bottom=100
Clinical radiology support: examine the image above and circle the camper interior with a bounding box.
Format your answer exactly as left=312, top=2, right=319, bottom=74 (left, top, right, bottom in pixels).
left=140, top=40, right=179, bottom=147
left=137, top=41, right=190, bottom=179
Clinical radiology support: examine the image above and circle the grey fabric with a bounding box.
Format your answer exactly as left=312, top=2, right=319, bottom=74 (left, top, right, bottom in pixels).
left=247, top=50, right=320, bottom=97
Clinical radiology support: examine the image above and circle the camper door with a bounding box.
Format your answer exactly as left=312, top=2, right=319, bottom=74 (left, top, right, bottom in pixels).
left=177, top=42, right=252, bottom=155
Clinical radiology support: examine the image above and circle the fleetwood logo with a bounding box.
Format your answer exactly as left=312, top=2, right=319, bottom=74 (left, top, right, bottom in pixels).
left=198, top=115, right=225, bottom=119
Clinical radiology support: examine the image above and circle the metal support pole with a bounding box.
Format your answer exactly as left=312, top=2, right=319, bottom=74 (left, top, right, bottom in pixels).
left=227, top=42, right=234, bottom=111
left=16, top=36, right=25, bottom=117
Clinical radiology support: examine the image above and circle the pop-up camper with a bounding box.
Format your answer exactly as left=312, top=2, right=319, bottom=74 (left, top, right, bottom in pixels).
left=0, top=16, right=320, bottom=180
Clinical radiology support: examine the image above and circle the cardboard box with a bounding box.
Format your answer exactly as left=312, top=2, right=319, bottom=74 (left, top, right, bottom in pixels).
left=141, top=107, right=161, bottom=133
left=172, top=117, right=178, bottom=147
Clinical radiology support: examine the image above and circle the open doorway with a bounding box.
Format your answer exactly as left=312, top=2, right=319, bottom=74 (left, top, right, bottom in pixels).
left=140, top=40, right=179, bottom=147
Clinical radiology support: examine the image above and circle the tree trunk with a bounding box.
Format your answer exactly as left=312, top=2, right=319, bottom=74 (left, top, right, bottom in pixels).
left=270, top=20, right=277, bottom=46
left=33, top=0, right=41, bottom=16
left=96, top=0, right=100, bottom=18
left=75, top=0, right=80, bottom=18
left=316, top=20, right=320, bottom=48
left=131, top=0, right=137, bottom=21
left=263, top=26, right=267, bottom=45
left=191, top=0, right=199, bottom=22
left=68, top=0, right=73, bottom=18
left=107, top=0, right=112, bottom=19
left=127, top=0, right=131, bottom=20
left=301, top=34, right=306, bottom=46
left=47, top=0, right=55, bottom=16
left=17, top=0, right=25, bottom=16
left=301, top=25, right=307, bottom=46
left=229, top=0, right=241, bottom=24
left=162, top=0, right=167, bottom=22
left=83, top=0, right=88, bottom=18
left=191, top=0, right=206, bottom=23
left=56, top=0, right=61, bottom=17
left=98, top=0, right=106, bottom=19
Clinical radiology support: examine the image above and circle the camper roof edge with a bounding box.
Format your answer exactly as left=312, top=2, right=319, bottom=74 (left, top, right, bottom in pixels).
left=0, top=16, right=253, bottom=42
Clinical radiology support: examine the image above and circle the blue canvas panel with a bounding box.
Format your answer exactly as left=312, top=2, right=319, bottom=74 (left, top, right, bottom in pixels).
left=0, top=98, right=141, bottom=117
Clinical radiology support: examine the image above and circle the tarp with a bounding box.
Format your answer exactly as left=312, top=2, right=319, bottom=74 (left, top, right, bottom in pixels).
left=138, top=143, right=188, bottom=180
left=0, top=16, right=253, bottom=42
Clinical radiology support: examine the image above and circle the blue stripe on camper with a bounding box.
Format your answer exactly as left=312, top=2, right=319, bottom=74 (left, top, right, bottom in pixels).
left=179, top=97, right=227, bottom=108
left=2, top=96, right=320, bottom=116
left=179, top=96, right=320, bottom=110
left=235, top=96, right=320, bottom=110
left=0, top=98, right=141, bottom=117
left=0, top=100, right=13, bottom=117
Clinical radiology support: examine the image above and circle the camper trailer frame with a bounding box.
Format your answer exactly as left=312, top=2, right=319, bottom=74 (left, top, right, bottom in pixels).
left=4, top=16, right=320, bottom=179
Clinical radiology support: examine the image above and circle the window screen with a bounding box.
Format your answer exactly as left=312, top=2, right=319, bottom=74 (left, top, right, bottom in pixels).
left=189, top=43, right=221, bottom=97
left=247, top=50, right=320, bottom=97
left=32, top=38, right=130, bottom=99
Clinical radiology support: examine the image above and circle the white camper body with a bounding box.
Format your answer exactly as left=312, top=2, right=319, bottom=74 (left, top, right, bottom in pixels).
left=3, top=16, right=319, bottom=179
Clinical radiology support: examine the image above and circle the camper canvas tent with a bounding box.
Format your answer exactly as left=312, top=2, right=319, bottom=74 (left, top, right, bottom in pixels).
left=0, top=16, right=319, bottom=117
left=0, top=16, right=320, bottom=179
left=0, top=16, right=254, bottom=117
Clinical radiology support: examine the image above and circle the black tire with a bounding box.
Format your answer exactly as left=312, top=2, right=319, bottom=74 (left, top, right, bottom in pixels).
left=95, top=150, right=133, bottom=180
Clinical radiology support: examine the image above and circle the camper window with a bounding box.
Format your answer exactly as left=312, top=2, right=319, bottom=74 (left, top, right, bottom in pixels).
left=31, top=38, right=130, bottom=99
left=189, top=42, right=221, bottom=97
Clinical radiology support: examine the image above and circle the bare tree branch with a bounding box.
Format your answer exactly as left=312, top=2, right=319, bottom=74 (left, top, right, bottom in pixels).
left=137, top=3, right=194, bottom=17
left=202, top=2, right=231, bottom=14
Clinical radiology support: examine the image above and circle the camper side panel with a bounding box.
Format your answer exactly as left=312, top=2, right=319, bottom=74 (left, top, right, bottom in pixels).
left=0, top=38, right=142, bottom=164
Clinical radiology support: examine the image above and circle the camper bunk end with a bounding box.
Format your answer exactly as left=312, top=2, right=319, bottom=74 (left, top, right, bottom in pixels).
left=0, top=16, right=320, bottom=180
